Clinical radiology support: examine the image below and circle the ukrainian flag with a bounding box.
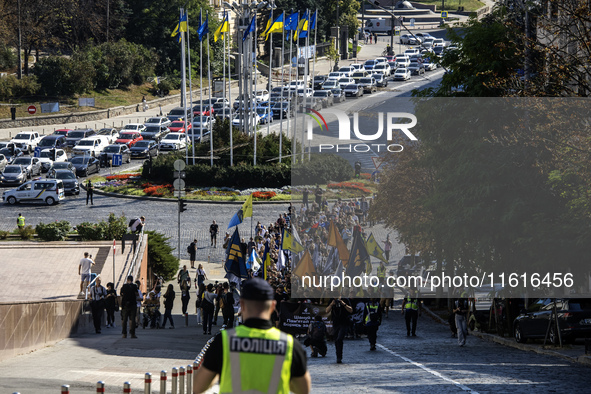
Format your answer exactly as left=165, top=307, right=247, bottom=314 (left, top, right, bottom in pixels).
left=293, top=11, right=308, bottom=41
left=214, top=12, right=229, bottom=42
left=171, top=11, right=188, bottom=43
left=264, top=12, right=284, bottom=40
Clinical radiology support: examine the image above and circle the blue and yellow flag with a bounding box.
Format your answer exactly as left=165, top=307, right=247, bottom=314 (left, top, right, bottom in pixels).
left=281, top=228, right=305, bottom=253
left=294, top=11, right=308, bottom=41
left=364, top=232, right=387, bottom=263
left=346, top=228, right=371, bottom=277
left=227, top=194, right=253, bottom=229
left=264, top=12, right=284, bottom=40
left=214, top=12, right=229, bottom=42
left=225, top=229, right=248, bottom=278
left=171, top=11, right=188, bottom=43
left=284, top=11, right=299, bottom=32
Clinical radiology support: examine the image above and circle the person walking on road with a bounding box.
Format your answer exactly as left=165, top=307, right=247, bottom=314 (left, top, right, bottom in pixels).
left=90, top=277, right=107, bottom=334
left=364, top=298, right=382, bottom=351
left=402, top=288, right=421, bottom=337
left=383, top=235, right=392, bottom=262
left=210, top=220, right=219, bottom=247
left=17, top=213, right=25, bottom=229
left=78, top=252, right=95, bottom=296
left=120, top=275, right=141, bottom=338
left=162, top=284, right=176, bottom=329
left=201, top=283, right=217, bottom=335
left=188, top=239, right=197, bottom=268
left=326, top=296, right=353, bottom=364
left=196, top=263, right=207, bottom=287
left=86, top=180, right=94, bottom=205
left=193, top=278, right=311, bottom=394
left=180, top=278, right=191, bottom=317
left=454, top=294, right=469, bottom=346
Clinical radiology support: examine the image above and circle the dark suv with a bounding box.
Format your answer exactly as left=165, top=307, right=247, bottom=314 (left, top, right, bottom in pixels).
left=66, top=129, right=95, bottom=148
left=38, top=135, right=67, bottom=150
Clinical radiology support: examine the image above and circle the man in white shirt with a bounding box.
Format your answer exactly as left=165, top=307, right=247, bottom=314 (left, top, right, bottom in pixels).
left=79, top=252, right=95, bottom=295
left=130, top=216, right=145, bottom=233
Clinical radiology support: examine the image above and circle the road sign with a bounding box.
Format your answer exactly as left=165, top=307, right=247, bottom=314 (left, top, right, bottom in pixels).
left=173, top=171, right=186, bottom=178
left=27, top=105, right=36, bottom=115
left=441, top=11, right=448, bottom=18
left=371, top=156, right=386, bottom=170
left=173, top=179, right=185, bottom=190
left=112, top=154, right=122, bottom=166
left=395, top=26, right=401, bottom=36
left=410, top=18, right=415, bottom=27
left=33, top=147, right=41, bottom=158
left=173, top=159, right=186, bottom=171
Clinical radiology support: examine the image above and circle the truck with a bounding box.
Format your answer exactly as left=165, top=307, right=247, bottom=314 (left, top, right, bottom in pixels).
left=365, top=18, right=395, bottom=35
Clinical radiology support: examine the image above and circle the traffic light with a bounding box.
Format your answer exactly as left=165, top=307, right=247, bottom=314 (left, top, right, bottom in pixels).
left=179, top=200, right=188, bottom=213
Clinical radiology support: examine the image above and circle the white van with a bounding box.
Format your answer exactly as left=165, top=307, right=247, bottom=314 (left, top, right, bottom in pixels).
left=3, top=179, right=65, bottom=205
left=72, top=136, right=109, bottom=157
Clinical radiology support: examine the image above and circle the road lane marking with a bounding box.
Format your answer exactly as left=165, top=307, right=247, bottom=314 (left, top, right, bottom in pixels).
left=377, top=344, right=480, bottom=393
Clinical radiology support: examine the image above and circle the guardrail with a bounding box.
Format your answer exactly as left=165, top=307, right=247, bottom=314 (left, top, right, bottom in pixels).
left=126, top=226, right=146, bottom=282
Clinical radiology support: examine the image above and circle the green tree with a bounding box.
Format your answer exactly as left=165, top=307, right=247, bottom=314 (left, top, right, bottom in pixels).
left=145, top=230, right=179, bottom=281
left=34, top=55, right=94, bottom=96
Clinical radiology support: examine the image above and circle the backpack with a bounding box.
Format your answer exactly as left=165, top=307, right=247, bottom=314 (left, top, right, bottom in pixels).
left=187, top=244, right=192, bottom=254
left=128, top=218, right=139, bottom=228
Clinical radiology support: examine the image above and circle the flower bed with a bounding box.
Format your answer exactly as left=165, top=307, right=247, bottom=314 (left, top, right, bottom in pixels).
left=326, top=181, right=371, bottom=194
left=143, top=184, right=173, bottom=197
left=105, top=173, right=141, bottom=180
left=252, top=191, right=277, bottom=199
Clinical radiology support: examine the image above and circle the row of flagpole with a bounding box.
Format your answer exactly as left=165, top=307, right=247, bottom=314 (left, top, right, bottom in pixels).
left=171, top=8, right=319, bottom=167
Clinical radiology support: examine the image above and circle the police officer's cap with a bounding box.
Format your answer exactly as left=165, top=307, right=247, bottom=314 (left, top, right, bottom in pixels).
left=241, top=278, right=274, bottom=301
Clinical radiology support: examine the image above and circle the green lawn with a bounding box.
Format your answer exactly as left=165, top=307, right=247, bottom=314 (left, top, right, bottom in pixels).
left=418, top=0, right=485, bottom=12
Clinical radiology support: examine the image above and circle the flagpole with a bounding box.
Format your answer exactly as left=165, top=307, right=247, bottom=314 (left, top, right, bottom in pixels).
left=288, top=11, right=294, bottom=165
left=266, top=9, right=273, bottom=139
left=279, top=11, right=285, bottom=163
left=253, top=12, right=258, bottom=167
left=293, top=13, right=299, bottom=165
left=199, top=10, right=203, bottom=145
left=228, top=12, right=233, bottom=167
left=310, top=9, right=317, bottom=162
left=207, top=14, right=214, bottom=167
left=187, top=11, right=195, bottom=165
left=300, top=9, right=309, bottom=163
left=180, top=8, right=188, bottom=165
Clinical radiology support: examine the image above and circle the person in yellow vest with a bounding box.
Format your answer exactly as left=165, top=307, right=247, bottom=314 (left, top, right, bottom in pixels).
left=193, top=278, right=311, bottom=394
left=401, top=288, right=421, bottom=337
left=17, top=213, right=25, bottom=229
left=364, top=298, right=382, bottom=351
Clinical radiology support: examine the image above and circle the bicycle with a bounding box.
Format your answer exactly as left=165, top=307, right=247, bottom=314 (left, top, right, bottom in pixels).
left=381, top=46, right=393, bottom=57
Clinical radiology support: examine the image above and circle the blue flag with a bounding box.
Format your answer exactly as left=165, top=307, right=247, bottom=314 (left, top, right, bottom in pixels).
left=243, top=16, right=255, bottom=41
left=224, top=229, right=248, bottom=279
left=197, top=14, right=209, bottom=42
left=310, top=10, right=317, bottom=30
left=285, top=11, right=299, bottom=32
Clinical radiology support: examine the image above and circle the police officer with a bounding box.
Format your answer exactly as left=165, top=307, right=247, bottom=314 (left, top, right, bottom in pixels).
left=401, top=288, right=421, bottom=336
left=377, top=261, right=386, bottom=285
left=364, top=298, right=382, bottom=351
left=17, top=213, right=25, bottom=229
left=193, top=278, right=311, bottom=394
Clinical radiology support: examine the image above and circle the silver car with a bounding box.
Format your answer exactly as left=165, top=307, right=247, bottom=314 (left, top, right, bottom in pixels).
left=12, top=156, right=42, bottom=178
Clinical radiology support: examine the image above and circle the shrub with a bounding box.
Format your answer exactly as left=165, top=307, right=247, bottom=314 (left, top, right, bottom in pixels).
left=18, top=225, right=35, bottom=240
left=105, top=213, right=127, bottom=240
left=76, top=222, right=107, bottom=241
left=0, top=230, right=9, bottom=239
left=145, top=230, right=179, bottom=281
left=35, top=56, right=93, bottom=96
left=0, top=75, right=40, bottom=100
left=36, top=221, right=71, bottom=241
left=292, top=154, right=354, bottom=185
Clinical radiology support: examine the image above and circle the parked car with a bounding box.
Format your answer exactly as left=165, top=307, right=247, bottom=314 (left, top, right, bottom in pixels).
left=168, top=120, right=192, bottom=134
left=400, top=34, right=422, bottom=45
left=256, top=106, right=274, bottom=124
left=393, top=68, right=412, bottom=81
left=144, top=117, right=172, bottom=128
left=514, top=299, right=591, bottom=344
left=313, top=75, right=327, bottom=90
left=72, top=136, right=110, bottom=157
left=232, top=112, right=261, bottom=128
left=422, top=57, right=437, bottom=71
left=12, top=157, right=42, bottom=178
left=352, top=71, right=369, bottom=82
left=372, top=73, right=389, bottom=87
left=296, top=88, right=314, bottom=98
left=193, top=104, right=214, bottom=117
left=338, top=66, right=355, bottom=77
left=364, top=59, right=377, bottom=71
left=358, top=77, right=377, bottom=93
left=48, top=161, right=76, bottom=175
left=158, top=133, right=187, bottom=151
left=408, top=60, right=425, bottom=75
left=47, top=169, right=80, bottom=195
left=272, top=102, right=292, bottom=119
left=373, top=63, right=391, bottom=77
left=192, top=116, right=215, bottom=131
left=338, top=77, right=355, bottom=89
left=321, top=80, right=340, bottom=90
left=0, top=165, right=28, bottom=186
left=115, top=131, right=143, bottom=147
left=141, top=126, right=169, bottom=142
left=10, top=131, right=42, bottom=153
left=255, top=89, right=270, bottom=102
left=99, top=144, right=131, bottom=166
left=0, top=147, right=24, bottom=164
left=130, top=140, right=159, bottom=159
left=38, top=148, right=67, bottom=172
left=167, top=107, right=190, bottom=122
left=312, top=90, right=334, bottom=107
left=94, top=128, right=118, bottom=143
left=66, top=129, right=95, bottom=148
left=396, top=55, right=411, bottom=68
left=2, top=178, right=65, bottom=205
left=330, top=88, right=344, bottom=99
left=350, top=63, right=365, bottom=72
left=343, top=84, right=364, bottom=98
left=69, top=156, right=100, bottom=177
left=53, top=129, right=73, bottom=137
left=37, top=135, right=68, bottom=150
left=0, top=154, right=7, bottom=172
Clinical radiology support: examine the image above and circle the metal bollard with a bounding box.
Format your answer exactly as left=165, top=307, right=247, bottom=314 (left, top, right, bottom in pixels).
left=123, top=381, right=131, bottom=393
left=179, top=366, right=185, bottom=394
left=160, top=370, right=167, bottom=394
left=144, top=372, right=152, bottom=394
left=186, top=365, right=193, bottom=393
left=172, top=367, right=178, bottom=394
left=97, top=381, right=105, bottom=393
left=62, top=385, right=70, bottom=394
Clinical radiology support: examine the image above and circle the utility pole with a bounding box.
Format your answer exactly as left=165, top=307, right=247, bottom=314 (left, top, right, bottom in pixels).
left=17, top=0, right=22, bottom=79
